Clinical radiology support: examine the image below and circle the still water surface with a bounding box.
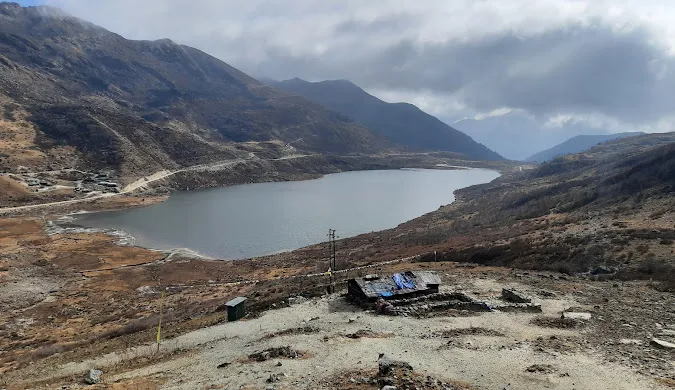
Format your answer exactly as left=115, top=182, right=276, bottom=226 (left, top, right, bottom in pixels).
left=75, top=169, right=499, bottom=259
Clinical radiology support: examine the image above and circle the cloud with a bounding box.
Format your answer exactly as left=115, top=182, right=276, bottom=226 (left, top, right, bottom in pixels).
left=45, top=0, right=675, bottom=130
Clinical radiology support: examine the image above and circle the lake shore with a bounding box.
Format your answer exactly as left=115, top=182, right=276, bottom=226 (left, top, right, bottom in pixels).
left=0, top=157, right=519, bottom=380
left=71, top=168, right=500, bottom=260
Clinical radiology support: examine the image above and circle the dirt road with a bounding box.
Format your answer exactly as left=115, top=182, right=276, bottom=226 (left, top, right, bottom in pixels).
left=0, top=154, right=312, bottom=215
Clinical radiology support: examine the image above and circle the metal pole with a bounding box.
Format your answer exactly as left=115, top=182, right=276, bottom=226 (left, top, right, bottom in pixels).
left=328, top=229, right=337, bottom=293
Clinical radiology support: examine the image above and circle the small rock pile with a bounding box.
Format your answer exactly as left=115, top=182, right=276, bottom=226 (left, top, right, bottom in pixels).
left=373, top=355, right=471, bottom=390
left=249, top=346, right=303, bottom=362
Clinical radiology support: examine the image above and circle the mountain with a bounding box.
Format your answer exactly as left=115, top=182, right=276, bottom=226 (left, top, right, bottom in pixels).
left=272, top=78, right=503, bottom=161
left=453, top=112, right=612, bottom=160
left=327, top=131, right=675, bottom=276
left=0, top=3, right=388, bottom=180
left=526, top=132, right=645, bottom=162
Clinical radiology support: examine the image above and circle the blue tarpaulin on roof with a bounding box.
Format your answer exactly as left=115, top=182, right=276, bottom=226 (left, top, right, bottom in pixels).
left=392, top=273, right=415, bottom=289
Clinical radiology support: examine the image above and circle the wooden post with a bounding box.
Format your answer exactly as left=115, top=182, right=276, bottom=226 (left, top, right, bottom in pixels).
left=156, top=290, right=165, bottom=354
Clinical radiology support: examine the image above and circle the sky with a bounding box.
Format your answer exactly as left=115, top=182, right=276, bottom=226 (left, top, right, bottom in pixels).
left=22, top=1, right=675, bottom=133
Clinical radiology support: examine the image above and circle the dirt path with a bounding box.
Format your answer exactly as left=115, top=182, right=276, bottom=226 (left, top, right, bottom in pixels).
left=31, top=281, right=666, bottom=390
left=0, top=154, right=313, bottom=215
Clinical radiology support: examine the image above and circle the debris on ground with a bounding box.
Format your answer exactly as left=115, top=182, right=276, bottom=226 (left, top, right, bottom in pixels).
left=432, top=327, right=505, bottom=338
left=267, top=373, right=286, bottom=383
left=491, top=302, right=542, bottom=313
left=248, top=346, right=304, bottom=362
left=376, top=298, right=395, bottom=315
left=562, top=311, right=592, bottom=321
left=525, top=364, right=556, bottom=374
left=322, top=361, right=474, bottom=389
left=344, top=329, right=394, bottom=339
left=260, top=326, right=319, bottom=340
left=378, top=355, right=414, bottom=376
left=531, top=316, right=586, bottom=329
left=501, top=288, right=531, bottom=303
left=83, top=369, right=102, bottom=385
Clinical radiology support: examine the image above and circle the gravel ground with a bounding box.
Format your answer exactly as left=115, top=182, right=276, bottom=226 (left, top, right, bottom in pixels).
left=41, top=280, right=668, bottom=390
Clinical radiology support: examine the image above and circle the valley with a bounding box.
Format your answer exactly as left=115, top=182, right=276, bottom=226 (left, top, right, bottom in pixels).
left=1, top=132, right=673, bottom=389
left=0, top=2, right=674, bottom=389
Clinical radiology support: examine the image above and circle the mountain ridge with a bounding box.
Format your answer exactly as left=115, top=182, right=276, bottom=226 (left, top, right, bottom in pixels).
left=526, top=132, right=645, bottom=162
left=453, top=113, right=613, bottom=160
left=273, top=78, right=503, bottom=161
left=0, top=2, right=390, bottom=181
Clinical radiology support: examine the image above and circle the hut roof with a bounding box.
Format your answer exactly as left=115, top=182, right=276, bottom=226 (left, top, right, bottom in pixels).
left=350, top=271, right=441, bottom=299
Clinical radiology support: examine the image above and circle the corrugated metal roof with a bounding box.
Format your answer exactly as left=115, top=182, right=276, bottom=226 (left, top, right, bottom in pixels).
left=351, top=271, right=441, bottom=299
left=226, top=296, right=247, bottom=306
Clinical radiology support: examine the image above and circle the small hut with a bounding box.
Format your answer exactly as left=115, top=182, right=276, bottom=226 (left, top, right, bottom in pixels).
left=347, top=271, right=441, bottom=305
left=225, top=296, right=247, bottom=321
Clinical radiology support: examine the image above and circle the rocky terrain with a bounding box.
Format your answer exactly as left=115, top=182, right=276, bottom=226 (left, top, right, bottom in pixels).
left=0, top=2, right=391, bottom=183
left=0, top=1, right=512, bottom=210
left=0, top=132, right=673, bottom=389
left=0, top=3, right=674, bottom=389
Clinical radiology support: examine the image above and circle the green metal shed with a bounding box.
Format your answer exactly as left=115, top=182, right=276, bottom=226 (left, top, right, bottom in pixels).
left=226, top=296, right=247, bottom=321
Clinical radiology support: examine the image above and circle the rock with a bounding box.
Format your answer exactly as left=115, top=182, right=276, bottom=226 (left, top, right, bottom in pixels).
left=216, top=362, right=231, bottom=368
left=376, top=298, right=395, bottom=315
left=590, top=266, right=616, bottom=275
left=562, top=312, right=592, bottom=321
left=619, top=339, right=643, bottom=345
left=83, top=369, right=102, bottom=385
left=658, top=329, right=675, bottom=337
left=381, top=386, right=398, bottom=390
left=267, top=373, right=285, bottom=383
left=377, top=377, right=396, bottom=387
left=501, top=288, right=531, bottom=303
left=651, top=338, right=675, bottom=349
left=378, top=355, right=413, bottom=376
left=526, top=364, right=555, bottom=374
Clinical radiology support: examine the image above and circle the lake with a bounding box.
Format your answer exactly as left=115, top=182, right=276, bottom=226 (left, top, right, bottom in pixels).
left=75, top=168, right=499, bottom=259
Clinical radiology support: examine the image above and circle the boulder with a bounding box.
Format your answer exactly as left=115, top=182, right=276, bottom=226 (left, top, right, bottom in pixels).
left=651, top=338, right=675, bottom=349
left=381, top=386, right=398, bottom=390
left=501, top=289, right=531, bottom=303
left=378, top=355, right=413, bottom=376
left=267, top=373, right=285, bottom=383
left=83, top=369, right=102, bottom=385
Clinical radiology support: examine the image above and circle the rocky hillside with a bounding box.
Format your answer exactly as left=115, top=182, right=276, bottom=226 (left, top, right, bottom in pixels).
left=526, top=132, right=645, bottom=162
left=0, top=3, right=388, bottom=180
left=273, top=78, right=503, bottom=161
left=265, top=132, right=675, bottom=287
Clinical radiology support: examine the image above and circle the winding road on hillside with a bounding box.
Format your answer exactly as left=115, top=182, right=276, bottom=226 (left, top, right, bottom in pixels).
left=0, top=154, right=311, bottom=214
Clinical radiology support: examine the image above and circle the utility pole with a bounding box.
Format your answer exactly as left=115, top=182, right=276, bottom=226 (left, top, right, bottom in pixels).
left=328, top=229, right=337, bottom=293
